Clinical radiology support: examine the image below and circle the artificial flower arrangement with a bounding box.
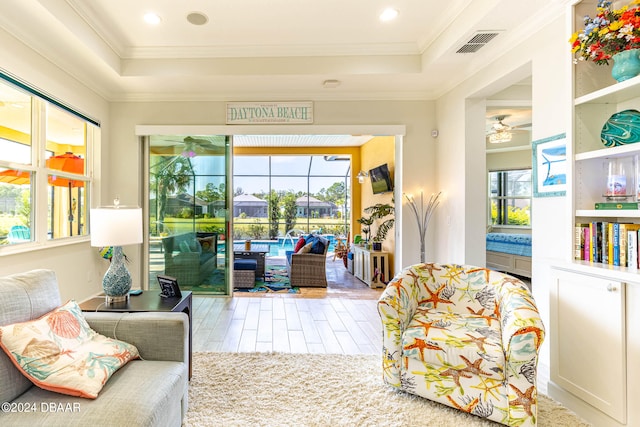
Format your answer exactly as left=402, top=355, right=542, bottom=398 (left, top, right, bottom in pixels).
left=570, top=0, right=640, bottom=65
left=99, top=246, right=129, bottom=263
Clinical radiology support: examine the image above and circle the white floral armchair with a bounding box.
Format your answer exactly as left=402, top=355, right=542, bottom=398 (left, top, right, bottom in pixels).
left=378, top=263, right=545, bottom=426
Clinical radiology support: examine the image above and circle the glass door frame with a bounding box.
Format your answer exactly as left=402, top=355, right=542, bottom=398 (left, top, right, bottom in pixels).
left=136, top=124, right=406, bottom=295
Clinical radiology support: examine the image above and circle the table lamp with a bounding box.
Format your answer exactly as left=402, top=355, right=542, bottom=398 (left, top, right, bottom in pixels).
left=90, top=199, right=143, bottom=304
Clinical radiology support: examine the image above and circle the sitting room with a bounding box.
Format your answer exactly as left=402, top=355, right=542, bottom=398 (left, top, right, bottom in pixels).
left=2, top=0, right=633, bottom=426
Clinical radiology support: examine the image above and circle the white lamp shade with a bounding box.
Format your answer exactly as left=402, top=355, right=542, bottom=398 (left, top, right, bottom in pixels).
left=90, top=207, right=143, bottom=247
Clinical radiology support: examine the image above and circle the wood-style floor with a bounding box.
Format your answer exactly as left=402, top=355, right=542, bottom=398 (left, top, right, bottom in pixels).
left=190, top=260, right=549, bottom=394
left=192, top=257, right=384, bottom=354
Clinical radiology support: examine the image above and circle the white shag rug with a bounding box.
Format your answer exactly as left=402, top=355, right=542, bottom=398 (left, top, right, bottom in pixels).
left=184, top=352, right=590, bottom=427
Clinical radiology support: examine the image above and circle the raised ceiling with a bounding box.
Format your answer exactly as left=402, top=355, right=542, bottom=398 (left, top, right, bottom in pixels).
left=0, top=0, right=561, bottom=102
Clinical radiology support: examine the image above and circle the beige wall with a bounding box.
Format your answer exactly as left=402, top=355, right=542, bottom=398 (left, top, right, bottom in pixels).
left=486, top=149, right=532, bottom=172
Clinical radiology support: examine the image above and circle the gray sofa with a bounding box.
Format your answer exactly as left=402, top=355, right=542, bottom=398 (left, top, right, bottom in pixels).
left=0, top=269, right=189, bottom=427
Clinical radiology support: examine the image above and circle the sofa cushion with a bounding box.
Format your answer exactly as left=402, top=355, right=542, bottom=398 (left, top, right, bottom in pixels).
left=0, top=269, right=62, bottom=404
left=0, top=300, right=139, bottom=399
left=305, top=234, right=328, bottom=254
left=234, top=259, right=257, bottom=270
left=402, top=308, right=505, bottom=381
left=299, top=242, right=313, bottom=253
left=3, top=360, right=187, bottom=427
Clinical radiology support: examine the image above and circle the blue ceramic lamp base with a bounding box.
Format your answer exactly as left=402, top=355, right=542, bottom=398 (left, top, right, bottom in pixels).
left=102, top=246, right=132, bottom=304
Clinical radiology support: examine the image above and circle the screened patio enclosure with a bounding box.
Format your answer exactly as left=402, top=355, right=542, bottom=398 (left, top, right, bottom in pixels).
left=145, top=136, right=352, bottom=296
left=233, top=155, right=351, bottom=241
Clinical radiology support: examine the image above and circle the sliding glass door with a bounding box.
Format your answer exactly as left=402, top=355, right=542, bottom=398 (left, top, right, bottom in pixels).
left=147, top=134, right=231, bottom=295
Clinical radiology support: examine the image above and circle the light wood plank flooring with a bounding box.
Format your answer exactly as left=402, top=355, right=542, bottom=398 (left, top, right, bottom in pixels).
left=190, top=261, right=549, bottom=394
left=192, top=257, right=384, bottom=354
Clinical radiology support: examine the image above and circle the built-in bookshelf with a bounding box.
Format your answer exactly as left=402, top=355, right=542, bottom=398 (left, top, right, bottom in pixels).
left=548, top=3, right=640, bottom=426
left=570, top=59, right=640, bottom=281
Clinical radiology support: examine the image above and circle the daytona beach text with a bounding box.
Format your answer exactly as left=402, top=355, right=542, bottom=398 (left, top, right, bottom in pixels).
left=226, top=103, right=312, bottom=124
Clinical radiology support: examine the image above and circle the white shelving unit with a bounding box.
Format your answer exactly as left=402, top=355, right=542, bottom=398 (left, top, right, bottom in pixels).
left=548, top=2, right=640, bottom=426
left=570, top=29, right=640, bottom=280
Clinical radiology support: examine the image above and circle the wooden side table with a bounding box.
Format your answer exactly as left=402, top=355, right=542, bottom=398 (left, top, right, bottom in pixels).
left=79, top=291, right=192, bottom=379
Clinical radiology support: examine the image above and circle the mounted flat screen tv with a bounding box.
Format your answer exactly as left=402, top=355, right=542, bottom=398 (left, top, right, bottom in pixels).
left=369, top=163, right=393, bottom=194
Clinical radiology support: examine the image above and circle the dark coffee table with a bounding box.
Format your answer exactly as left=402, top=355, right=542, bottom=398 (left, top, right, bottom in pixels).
left=79, top=291, right=192, bottom=379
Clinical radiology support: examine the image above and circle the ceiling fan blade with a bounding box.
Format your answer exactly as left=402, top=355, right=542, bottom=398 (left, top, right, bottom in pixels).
left=512, top=123, right=532, bottom=129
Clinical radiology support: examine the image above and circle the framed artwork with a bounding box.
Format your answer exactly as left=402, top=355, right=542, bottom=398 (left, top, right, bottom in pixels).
left=157, top=275, right=182, bottom=298
left=532, top=133, right=567, bottom=197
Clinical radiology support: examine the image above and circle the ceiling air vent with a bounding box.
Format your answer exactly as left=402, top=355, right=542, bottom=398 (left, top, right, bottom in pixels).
left=456, top=31, right=500, bottom=54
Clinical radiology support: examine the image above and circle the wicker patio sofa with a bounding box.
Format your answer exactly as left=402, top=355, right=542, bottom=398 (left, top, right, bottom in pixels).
left=285, top=234, right=329, bottom=287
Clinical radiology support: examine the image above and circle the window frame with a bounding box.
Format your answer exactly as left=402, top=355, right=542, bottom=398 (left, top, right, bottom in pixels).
left=488, top=168, right=532, bottom=228
left=0, top=73, right=98, bottom=254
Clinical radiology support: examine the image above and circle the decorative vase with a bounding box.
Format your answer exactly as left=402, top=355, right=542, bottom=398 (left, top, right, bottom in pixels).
left=611, top=49, right=640, bottom=82
left=600, top=109, right=640, bottom=147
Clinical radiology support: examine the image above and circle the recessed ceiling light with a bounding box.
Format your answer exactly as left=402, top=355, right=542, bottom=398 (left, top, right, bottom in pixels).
left=379, top=8, right=399, bottom=22
left=323, top=79, right=341, bottom=88
left=187, top=12, right=209, bottom=26
left=143, top=12, right=162, bottom=25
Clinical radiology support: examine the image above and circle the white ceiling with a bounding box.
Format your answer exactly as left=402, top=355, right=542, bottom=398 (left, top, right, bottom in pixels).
left=0, top=0, right=561, bottom=103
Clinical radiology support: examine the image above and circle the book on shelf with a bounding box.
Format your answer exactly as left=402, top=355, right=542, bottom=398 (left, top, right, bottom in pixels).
left=589, top=222, right=599, bottom=262
left=576, top=221, right=640, bottom=269
left=583, top=226, right=590, bottom=261
left=620, top=223, right=628, bottom=267
left=575, top=223, right=588, bottom=260
left=601, top=222, right=609, bottom=265
left=612, top=222, right=620, bottom=266
left=594, top=202, right=640, bottom=210
left=629, top=229, right=639, bottom=270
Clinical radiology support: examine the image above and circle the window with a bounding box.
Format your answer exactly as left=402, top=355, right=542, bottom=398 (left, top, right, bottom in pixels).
left=489, top=169, right=531, bottom=226
left=0, top=74, right=98, bottom=247
left=234, top=155, right=351, bottom=239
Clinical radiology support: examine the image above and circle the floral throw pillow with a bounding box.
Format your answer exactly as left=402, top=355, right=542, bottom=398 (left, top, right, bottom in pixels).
left=197, top=236, right=215, bottom=253
left=0, top=300, right=139, bottom=399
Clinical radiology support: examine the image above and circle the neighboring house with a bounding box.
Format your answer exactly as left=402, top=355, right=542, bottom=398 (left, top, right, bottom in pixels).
left=233, top=194, right=267, bottom=217
left=296, top=196, right=338, bottom=218
left=150, top=194, right=209, bottom=217
left=0, top=195, right=17, bottom=214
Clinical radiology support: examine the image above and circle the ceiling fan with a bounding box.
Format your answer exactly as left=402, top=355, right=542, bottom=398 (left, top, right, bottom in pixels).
left=151, top=136, right=226, bottom=157
left=486, top=115, right=531, bottom=143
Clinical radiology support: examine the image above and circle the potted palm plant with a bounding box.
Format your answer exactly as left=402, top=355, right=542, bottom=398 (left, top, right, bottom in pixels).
left=357, top=202, right=395, bottom=251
